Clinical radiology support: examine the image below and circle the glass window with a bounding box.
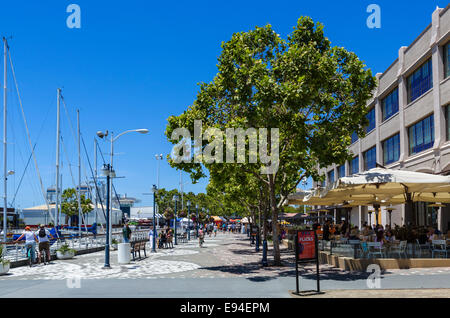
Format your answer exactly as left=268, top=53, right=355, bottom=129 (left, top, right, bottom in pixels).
left=351, top=131, right=358, bottom=143
left=382, top=133, right=400, bottom=165
left=328, top=170, right=334, bottom=184
left=445, top=43, right=450, bottom=79
left=407, top=59, right=433, bottom=103
left=446, top=105, right=450, bottom=141
left=381, top=88, right=399, bottom=121
left=366, top=108, right=375, bottom=133
left=363, top=146, right=376, bottom=171
left=351, top=156, right=359, bottom=175
left=408, top=114, right=434, bottom=155
left=338, top=164, right=345, bottom=178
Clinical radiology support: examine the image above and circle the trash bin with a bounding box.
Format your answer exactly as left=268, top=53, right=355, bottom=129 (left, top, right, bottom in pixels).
left=118, top=243, right=131, bottom=264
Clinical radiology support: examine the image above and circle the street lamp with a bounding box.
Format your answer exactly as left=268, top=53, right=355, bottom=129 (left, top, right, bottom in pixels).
left=97, top=128, right=149, bottom=245
left=195, top=204, right=199, bottom=238
left=151, top=184, right=158, bottom=252
left=187, top=200, right=191, bottom=241
left=100, top=164, right=114, bottom=268
left=173, top=194, right=179, bottom=245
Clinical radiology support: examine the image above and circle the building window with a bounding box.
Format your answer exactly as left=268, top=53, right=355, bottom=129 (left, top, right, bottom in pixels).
left=382, top=133, right=400, bottom=165
left=446, top=105, right=450, bottom=141
left=338, top=164, right=345, bottom=178
left=351, top=156, right=359, bottom=175
left=408, top=114, right=434, bottom=155
left=407, top=59, right=433, bottom=104
left=366, top=108, right=375, bottom=133
left=320, top=177, right=326, bottom=188
left=351, top=131, right=358, bottom=143
left=444, top=42, right=450, bottom=79
left=328, top=170, right=334, bottom=184
left=363, top=146, right=376, bottom=171
left=381, top=88, right=399, bottom=121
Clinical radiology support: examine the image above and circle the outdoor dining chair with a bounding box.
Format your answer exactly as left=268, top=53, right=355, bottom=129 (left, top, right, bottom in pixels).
left=415, top=239, right=431, bottom=257
left=431, top=240, right=449, bottom=258
left=388, top=240, right=408, bottom=258
left=367, top=242, right=386, bottom=258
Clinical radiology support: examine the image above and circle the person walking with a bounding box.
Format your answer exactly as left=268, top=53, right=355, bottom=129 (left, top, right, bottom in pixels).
left=148, top=225, right=156, bottom=250
left=198, top=228, right=204, bottom=247
left=15, top=226, right=38, bottom=265
left=122, top=223, right=132, bottom=243
left=213, top=224, right=217, bottom=237
left=36, top=224, right=54, bottom=264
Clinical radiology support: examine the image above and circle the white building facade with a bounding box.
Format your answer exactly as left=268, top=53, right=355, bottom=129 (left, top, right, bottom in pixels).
left=315, top=5, right=450, bottom=232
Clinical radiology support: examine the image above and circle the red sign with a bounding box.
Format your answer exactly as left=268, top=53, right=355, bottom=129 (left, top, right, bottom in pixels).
left=297, top=230, right=316, bottom=260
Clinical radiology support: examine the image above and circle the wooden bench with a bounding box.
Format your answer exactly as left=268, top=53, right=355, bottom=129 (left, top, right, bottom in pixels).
left=130, top=240, right=148, bottom=261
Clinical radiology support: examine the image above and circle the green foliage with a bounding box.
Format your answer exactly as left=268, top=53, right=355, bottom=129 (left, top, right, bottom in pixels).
left=56, top=244, right=76, bottom=254
left=165, top=16, right=376, bottom=264
left=61, top=188, right=93, bottom=217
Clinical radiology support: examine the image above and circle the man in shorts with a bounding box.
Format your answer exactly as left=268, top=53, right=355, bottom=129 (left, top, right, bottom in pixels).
left=36, top=224, right=54, bottom=264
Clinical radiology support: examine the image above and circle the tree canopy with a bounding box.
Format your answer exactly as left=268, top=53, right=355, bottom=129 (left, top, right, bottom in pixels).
left=165, top=16, right=376, bottom=264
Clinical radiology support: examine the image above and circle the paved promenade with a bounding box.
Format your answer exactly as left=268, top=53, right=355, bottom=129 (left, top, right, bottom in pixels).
left=1, top=232, right=450, bottom=297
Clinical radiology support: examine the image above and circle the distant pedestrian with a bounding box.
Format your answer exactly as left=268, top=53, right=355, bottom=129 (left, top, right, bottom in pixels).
left=148, top=225, right=156, bottom=250
left=15, top=226, right=38, bottom=264
left=122, top=223, right=132, bottom=243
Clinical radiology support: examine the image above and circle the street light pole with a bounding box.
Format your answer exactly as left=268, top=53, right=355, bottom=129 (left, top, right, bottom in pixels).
left=152, top=184, right=157, bottom=253
left=103, top=164, right=111, bottom=268
left=173, top=194, right=178, bottom=245
left=196, top=204, right=199, bottom=238
left=96, top=128, right=149, bottom=246
left=187, top=200, right=191, bottom=241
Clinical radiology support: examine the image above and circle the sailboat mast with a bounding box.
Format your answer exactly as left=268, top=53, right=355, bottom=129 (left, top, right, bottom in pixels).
left=3, top=37, right=7, bottom=243
left=55, top=88, right=61, bottom=227
left=77, top=109, right=82, bottom=239
left=94, top=137, right=98, bottom=224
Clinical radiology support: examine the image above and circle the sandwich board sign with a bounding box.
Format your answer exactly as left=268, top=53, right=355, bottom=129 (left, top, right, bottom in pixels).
left=294, top=230, right=321, bottom=295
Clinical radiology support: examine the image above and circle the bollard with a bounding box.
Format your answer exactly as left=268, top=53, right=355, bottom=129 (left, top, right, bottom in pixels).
left=15, top=243, right=18, bottom=262
left=261, top=240, right=268, bottom=266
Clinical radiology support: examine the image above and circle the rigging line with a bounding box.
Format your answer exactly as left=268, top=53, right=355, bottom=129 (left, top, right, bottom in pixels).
left=11, top=99, right=53, bottom=208
left=10, top=143, right=36, bottom=208
left=80, top=135, right=106, bottom=219
left=60, top=135, right=89, bottom=232
left=95, top=140, right=122, bottom=207
left=60, top=95, right=90, bottom=187
left=7, top=49, right=55, bottom=225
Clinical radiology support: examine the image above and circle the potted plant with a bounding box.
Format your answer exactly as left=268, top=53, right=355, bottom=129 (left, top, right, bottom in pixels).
left=0, top=245, right=10, bottom=275
left=111, top=238, right=119, bottom=250
left=56, top=244, right=76, bottom=260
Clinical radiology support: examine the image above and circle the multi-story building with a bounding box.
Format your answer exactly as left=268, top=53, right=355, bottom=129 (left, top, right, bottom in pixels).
left=314, top=5, right=450, bottom=233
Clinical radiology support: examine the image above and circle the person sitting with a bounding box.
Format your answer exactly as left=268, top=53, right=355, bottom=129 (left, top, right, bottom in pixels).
left=349, top=226, right=360, bottom=240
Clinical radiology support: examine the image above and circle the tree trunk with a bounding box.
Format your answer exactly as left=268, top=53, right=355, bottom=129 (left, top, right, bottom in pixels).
left=268, top=174, right=281, bottom=265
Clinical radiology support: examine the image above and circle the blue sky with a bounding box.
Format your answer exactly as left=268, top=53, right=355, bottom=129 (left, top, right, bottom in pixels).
left=0, top=0, right=447, bottom=209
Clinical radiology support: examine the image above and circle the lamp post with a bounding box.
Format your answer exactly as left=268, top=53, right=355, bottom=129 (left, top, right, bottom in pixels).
left=173, top=194, right=178, bottom=245
left=196, top=204, right=199, bottom=238
left=386, top=207, right=395, bottom=228
left=187, top=200, right=191, bottom=241
left=96, top=128, right=149, bottom=245
left=151, top=184, right=157, bottom=252
left=155, top=154, right=163, bottom=227
left=100, top=164, right=114, bottom=268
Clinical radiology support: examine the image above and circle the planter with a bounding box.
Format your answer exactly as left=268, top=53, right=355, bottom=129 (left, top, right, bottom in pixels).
left=0, top=262, right=10, bottom=275
left=56, top=250, right=75, bottom=260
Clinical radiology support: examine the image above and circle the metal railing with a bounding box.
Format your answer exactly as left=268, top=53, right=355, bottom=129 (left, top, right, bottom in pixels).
left=0, top=229, right=153, bottom=263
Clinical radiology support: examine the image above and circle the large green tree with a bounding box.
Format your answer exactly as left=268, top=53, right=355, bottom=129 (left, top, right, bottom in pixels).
left=166, top=17, right=376, bottom=264
left=61, top=188, right=93, bottom=225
